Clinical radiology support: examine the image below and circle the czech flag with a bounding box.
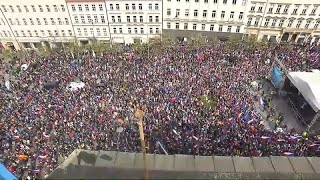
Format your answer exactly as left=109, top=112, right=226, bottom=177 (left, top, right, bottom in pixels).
left=12, top=135, right=20, bottom=140
left=192, top=136, right=199, bottom=141
left=38, top=155, right=47, bottom=160
left=309, top=143, right=320, bottom=147
left=170, top=97, right=178, bottom=103
left=289, top=135, right=298, bottom=140
left=43, top=134, right=50, bottom=140
left=261, top=136, right=270, bottom=140
left=32, top=169, right=40, bottom=174
left=284, top=152, right=294, bottom=156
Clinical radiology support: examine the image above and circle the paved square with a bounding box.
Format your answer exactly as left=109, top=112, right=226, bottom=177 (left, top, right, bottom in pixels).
left=195, top=156, right=214, bottom=172
left=133, top=153, right=155, bottom=169
left=252, top=157, right=275, bottom=173
left=270, top=156, right=294, bottom=173
left=154, top=154, right=174, bottom=171
left=233, top=157, right=255, bottom=173
left=214, top=156, right=235, bottom=172
left=307, top=157, right=320, bottom=173
left=95, top=151, right=117, bottom=167
left=115, top=152, right=135, bottom=168
left=174, top=154, right=195, bottom=171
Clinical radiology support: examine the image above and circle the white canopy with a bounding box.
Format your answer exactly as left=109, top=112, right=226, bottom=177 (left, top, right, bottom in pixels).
left=287, top=71, right=320, bottom=112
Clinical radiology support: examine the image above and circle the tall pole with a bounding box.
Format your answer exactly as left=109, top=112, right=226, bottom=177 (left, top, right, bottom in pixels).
left=55, top=24, right=67, bottom=58
left=135, top=107, right=148, bottom=180
left=102, top=1, right=112, bottom=44
left=147, top=25, right=150, bottom=60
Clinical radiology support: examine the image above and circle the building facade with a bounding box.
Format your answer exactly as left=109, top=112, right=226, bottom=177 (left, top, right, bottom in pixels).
left=0, top=0, right=320, bottom=50
left=0, top=0, right=74, bottom=50
left=66, top=0, right=111, bottom=45
left=105, top=0, right=162, bottom=44
left=162, top=0, right=248, bottom=41
left=244, top=0, right=320, bottom=43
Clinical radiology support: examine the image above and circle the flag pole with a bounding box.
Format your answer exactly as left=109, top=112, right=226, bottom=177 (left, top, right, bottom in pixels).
left=135, top=106, right=148, bottom=180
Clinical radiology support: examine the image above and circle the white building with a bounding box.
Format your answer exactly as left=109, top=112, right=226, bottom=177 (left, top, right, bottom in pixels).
left=244, top=0, right=320, bottom=43
left=0, top=0, right=74, bottom=50
left=1, top=0, right=320, bottom=50
left=0, top=8, right=14, bottom=49
left=65, top=0, right=111, bottom=45
left=105, top=0, right=162, bottom=44
left=162, top=0, right=248, bottom=41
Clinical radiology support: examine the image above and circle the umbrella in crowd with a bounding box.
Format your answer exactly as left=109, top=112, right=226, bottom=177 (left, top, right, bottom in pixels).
left=0, top=42, right=320, bottom=179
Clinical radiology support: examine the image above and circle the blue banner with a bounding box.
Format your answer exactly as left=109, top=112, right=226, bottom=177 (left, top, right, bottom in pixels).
left=0, top=163, right=17, bottom=180
left=271, top=66, right=283, bottom=89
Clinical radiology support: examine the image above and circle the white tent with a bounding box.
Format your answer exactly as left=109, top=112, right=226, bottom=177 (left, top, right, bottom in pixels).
left=287, top=71, right=320, bottom=112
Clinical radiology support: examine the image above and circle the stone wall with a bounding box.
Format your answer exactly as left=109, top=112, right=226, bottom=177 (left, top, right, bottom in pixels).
left=48, top=149, right=320, bottom=179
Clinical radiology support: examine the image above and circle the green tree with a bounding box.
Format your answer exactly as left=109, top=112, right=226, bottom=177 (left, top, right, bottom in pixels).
left=198, top=95, right=217, bottom=110
left=65, top=39, right=80, bottom=56
left=2, top=49, right=15, bottom=62
left=91, top=41, right=109, bottom=56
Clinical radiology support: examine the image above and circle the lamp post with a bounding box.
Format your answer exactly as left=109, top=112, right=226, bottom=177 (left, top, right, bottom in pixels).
left=146, top=24, right=150, bottom=60
left=135, top=107, right=148, bottom=180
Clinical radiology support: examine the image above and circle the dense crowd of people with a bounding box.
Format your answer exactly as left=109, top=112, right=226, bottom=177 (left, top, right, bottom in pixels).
left=0, top=42, right=320, bottom=179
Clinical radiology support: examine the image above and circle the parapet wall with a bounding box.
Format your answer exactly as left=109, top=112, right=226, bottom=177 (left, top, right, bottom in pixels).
left=48, top=149, right=320, bottom=179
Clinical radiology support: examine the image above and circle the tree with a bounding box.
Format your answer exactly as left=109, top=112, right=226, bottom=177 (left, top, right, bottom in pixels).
left=92, top=41, right=108, bottom=56
left=65, top=38, right=80, bottom=57
left=2, top=49, right=15, bottom=62
left=132, top=39, right=145, bottom=54
left=161, top=35, right=175, bottom=47
left=198, top=95, right=217, bottom=110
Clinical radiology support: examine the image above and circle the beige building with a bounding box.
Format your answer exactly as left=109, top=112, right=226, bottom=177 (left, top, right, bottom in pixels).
left=0, top=0, right=74, bottom=50
left=1, top=0, right=320, bottom=50
left=244, top=0, right=320, bottom=43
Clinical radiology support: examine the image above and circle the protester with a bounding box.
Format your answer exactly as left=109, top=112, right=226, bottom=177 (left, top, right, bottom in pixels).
left=0, top=42, right=319, bottom=179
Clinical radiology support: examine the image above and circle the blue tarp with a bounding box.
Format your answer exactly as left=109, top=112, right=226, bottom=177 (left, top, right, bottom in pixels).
left=271, top=66, right=283, bottom=89
left=0, top=163, right=17, bottom=180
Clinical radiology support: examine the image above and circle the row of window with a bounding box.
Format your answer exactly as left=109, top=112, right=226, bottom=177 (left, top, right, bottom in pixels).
left=124, top=16, right=160, bottom=23
left=167, top=0, right=240, bottom=5
left=75, top=27, right=160, bottom=37
left=167, top=9, right=243, bottom=20
left=0, top=29, right=73, bottom=38
left=73, top=15, right=106, bottom=24
left=76, top=27, right=108, bottom=37
left=70, top=3, right=160, bottom=12
left=7, top=17, right=70, bottom=26
left=72, top=15, right=161, bottom=24
left=110, top=3, right=159, bottom=11
left=1, top=4, right=65, bottom=13
left=247, top=18, right=320, bottom=29
left=250, top=4, right=319, bottom=16
left=71, top=4, right=104, bottom=12
left=167, top=22, right=241, bottom=32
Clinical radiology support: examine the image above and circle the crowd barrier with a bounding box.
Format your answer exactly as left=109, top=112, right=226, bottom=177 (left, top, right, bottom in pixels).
left=48, top=149, right=320, bottom=179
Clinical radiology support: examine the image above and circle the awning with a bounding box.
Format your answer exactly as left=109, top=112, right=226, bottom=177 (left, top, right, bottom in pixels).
left=287, top=71, right=320, bottom=112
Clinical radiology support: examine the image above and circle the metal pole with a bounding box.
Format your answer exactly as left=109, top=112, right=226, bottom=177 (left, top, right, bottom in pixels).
left=55, top=24, right=67, bottom=58
left=102, top=2, right=112, bottom=44
left=147, top=25, right=149, bottom=59
left=135, top=108, right=148, bottom=180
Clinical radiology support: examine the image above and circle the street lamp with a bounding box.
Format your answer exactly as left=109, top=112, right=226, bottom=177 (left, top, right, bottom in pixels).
left=135, top=106, right=148, bottom=180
